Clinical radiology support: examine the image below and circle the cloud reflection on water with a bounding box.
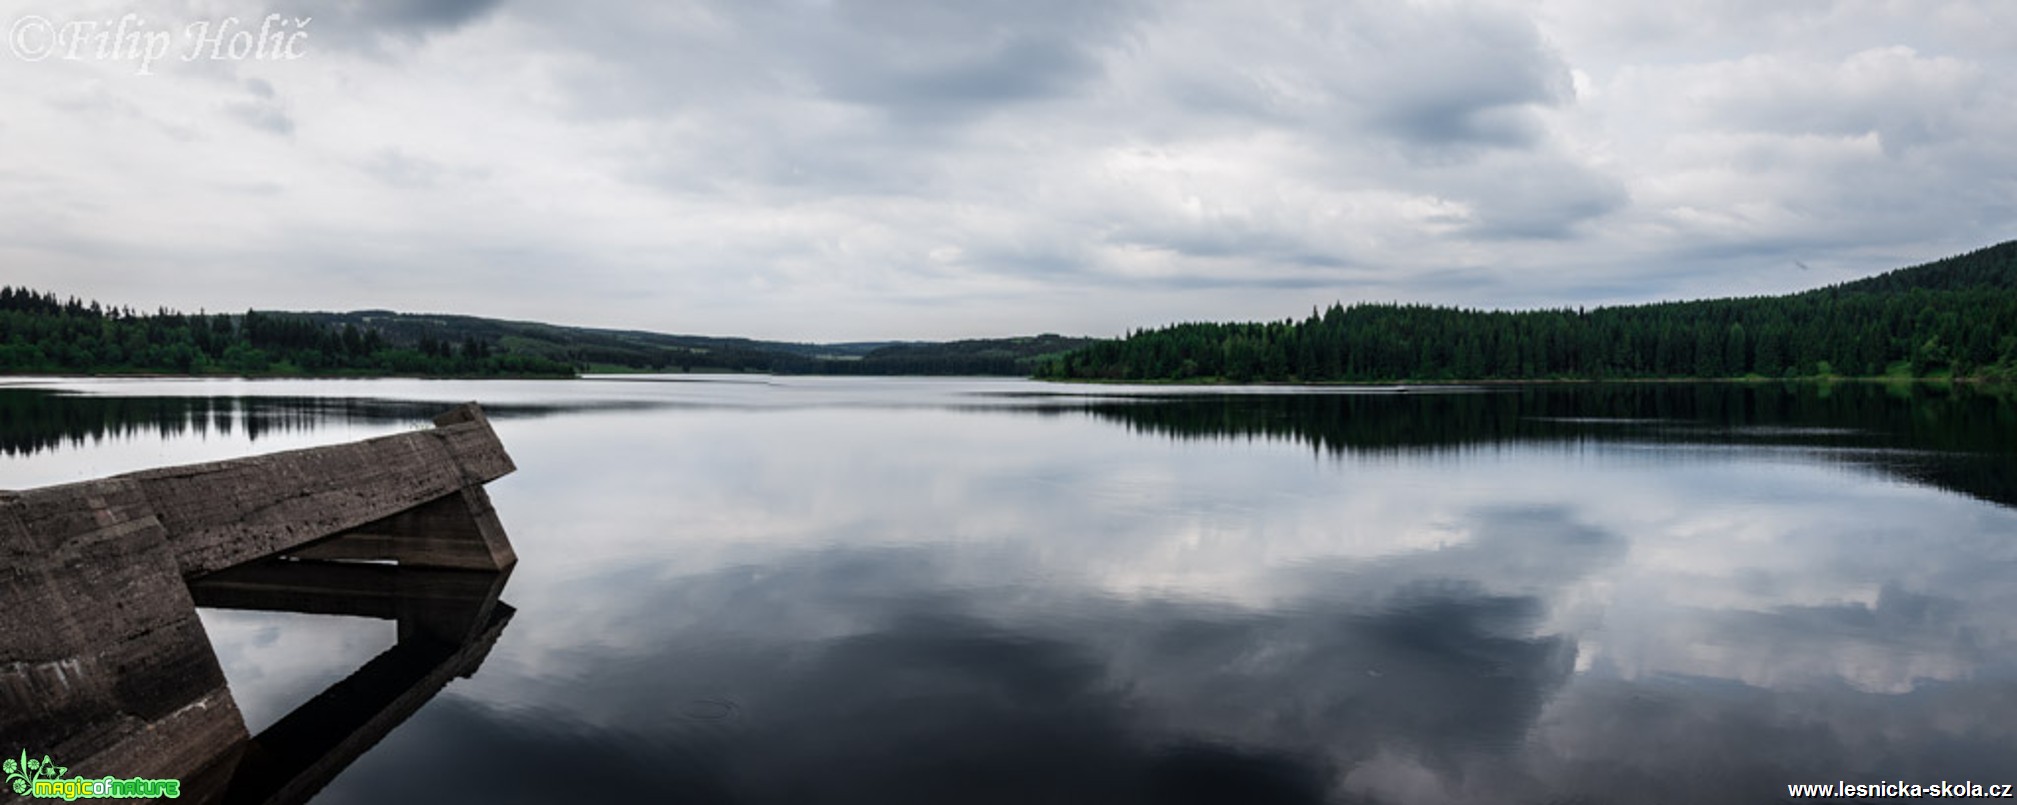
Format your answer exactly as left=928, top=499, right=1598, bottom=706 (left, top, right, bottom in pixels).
left=1, top=377, right=2011, bottom=802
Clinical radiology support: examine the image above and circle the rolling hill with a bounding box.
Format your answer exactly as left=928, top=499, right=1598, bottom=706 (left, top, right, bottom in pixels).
left=1039, top=239, right=2017, bottom=383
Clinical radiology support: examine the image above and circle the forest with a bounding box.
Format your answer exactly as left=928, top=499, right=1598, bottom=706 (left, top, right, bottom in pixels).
left=0, top=290, right=575, bottom=377
left=0, top=290, right=1090, bottom=377
left=1038, top=241, right=2017, bottom=383
left=7, top=240, right=2012, bottom=381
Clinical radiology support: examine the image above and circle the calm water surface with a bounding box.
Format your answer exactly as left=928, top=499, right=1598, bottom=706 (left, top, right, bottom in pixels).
left=4, top=376, right=2015, bottom=804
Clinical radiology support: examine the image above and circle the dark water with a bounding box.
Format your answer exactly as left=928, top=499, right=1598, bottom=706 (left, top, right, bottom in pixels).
left=4, top=377, right=2016, bottom=804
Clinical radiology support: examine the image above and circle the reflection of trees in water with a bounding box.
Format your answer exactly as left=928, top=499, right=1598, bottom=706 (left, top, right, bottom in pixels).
left=1062, top=383, right=2017, bottom=508
left=6, top=382, right=2010, bottom=506
left=0, top=390, right=668, bottom=459
left=0, top=391, right=457, bottom=457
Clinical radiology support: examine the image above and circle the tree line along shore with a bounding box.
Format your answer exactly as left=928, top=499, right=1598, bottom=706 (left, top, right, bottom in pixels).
left=3, top=240, right=2012, bottom=383
left=1037, top=242, right=2017, bottom=384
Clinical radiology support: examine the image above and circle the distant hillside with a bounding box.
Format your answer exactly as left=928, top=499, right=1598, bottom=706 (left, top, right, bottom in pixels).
left=0, top=288, right=1091, bottom=378
left=0, top=292, right=575, bottom=377
left=7, top=238, right=2007, bottom=381
left=283, top=311, right=1092, bottom=375
left=840, top=335, right=1097, bottom=375
left=285, top=310, right=881, bottom=373
left=1824, top=240, right=2017, bottom=295
left=1040, top=239, right=2017, bottom=383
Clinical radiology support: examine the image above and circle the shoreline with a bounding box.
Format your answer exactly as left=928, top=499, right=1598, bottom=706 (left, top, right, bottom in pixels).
left=1031, top=374, right=2009, bottom=388
left=0, top=371, right=578, bottom=381
left=1, top=371, right=2007, bottom=389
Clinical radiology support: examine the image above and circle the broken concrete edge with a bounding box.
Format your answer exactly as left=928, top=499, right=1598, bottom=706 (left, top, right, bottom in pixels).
left=285, top=485, right=517, bottom=573
left=125, top=400, right=512, bottom=488
left=127, top=401, right=516, bottom=579
left=432, top=401, right=486, bottom=428
left=0, top=400, right=510, bottom=497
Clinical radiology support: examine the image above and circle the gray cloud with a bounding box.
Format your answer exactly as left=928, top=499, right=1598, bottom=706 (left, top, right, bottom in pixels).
left=316, top=0, right=507, bottom=42
left=1106, top=1, right=1570, bottom=155
left=359, top=149, right=489, bottom=189
left=1678, top=47, right=1990, bottom=154
left=1353, top=5, right=1571, bottom=150
left=789, top=0, right=1136, bottom=120
left=368, top=0, right=506, bottom=30
left=227, top=77, right=294, bottom=135
left=1458, top=160, right=1630, bottom=240
left=0, top=0, right=2012, bottom=337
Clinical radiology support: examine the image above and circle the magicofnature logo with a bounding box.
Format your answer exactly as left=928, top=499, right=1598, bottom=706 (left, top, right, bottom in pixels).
left=5, top=750, right=180, bottom=801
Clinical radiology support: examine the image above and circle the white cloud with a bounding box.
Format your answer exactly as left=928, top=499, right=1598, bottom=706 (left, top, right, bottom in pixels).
left=0, top=0, right=2011, bottom=338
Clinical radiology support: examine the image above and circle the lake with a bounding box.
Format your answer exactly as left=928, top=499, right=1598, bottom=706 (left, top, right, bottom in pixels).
left=4, top=376, right=2015, bottom=804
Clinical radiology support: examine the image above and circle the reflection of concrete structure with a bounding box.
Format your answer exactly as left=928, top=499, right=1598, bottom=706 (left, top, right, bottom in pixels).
left=184, top=561, right=514, bottom=805
left=0, top=404, right=517, bottom=804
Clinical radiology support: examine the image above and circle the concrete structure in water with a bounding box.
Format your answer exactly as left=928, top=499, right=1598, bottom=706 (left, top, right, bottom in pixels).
left=0, top=403, right=518, bottom=804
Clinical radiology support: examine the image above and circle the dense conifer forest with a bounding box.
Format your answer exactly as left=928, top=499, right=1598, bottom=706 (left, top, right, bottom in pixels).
left=6, top=241, right=2011, bottom=381
left=0, top=291, right=1090, bottom=377
left=1037, top=241, right=2017, bottom=383
left=0, top=291, right=575, bottom=377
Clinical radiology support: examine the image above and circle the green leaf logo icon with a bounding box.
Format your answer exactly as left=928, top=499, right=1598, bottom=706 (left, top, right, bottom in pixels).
left=5, top=750, right=27, bottom=795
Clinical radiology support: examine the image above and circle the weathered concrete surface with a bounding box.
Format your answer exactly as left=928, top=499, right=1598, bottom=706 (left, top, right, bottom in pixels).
left=0, top=402, right=516, bottom=796
left=0, top=478, right=247, bottom=781
left=287, top=485, right=516, bottom=571
left=190, top=559, right=515, bottom=647
left=139, top=403, right=515, bottom=577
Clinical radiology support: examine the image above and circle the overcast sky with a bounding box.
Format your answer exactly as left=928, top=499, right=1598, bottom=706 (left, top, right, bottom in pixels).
left=2, top=0, right=2013, bottom=341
